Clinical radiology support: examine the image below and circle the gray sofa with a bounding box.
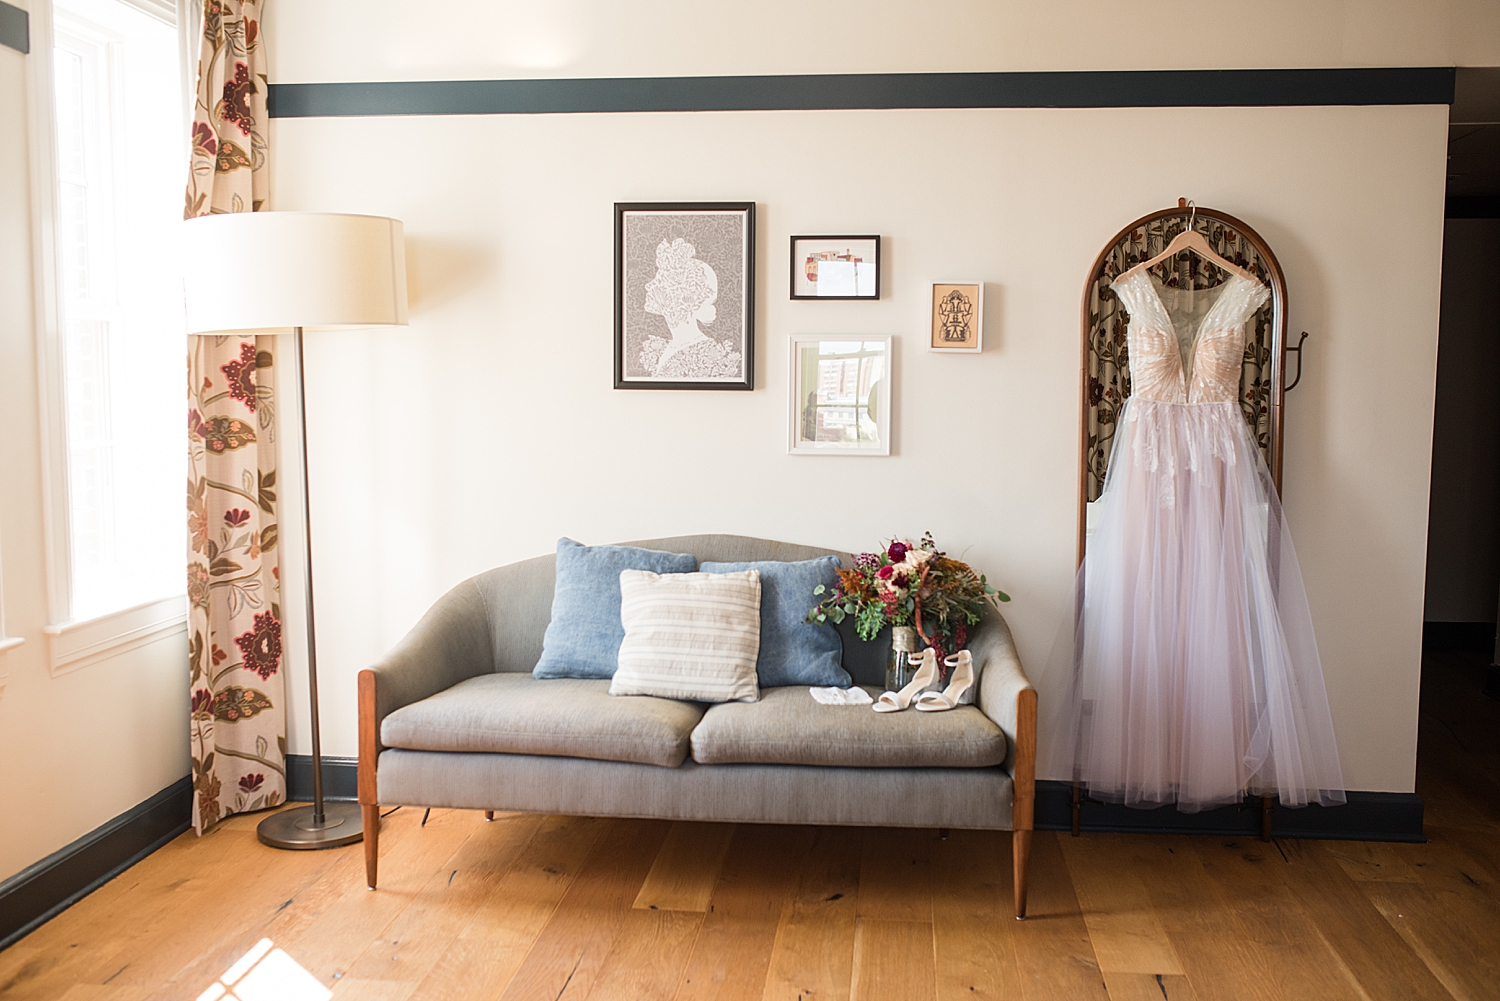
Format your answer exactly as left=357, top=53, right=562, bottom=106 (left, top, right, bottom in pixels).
left=357, top=535, right=1038, bottom=916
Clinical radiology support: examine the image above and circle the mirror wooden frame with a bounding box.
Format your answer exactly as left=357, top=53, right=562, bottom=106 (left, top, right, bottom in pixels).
left=1076, top=203, right=1290, bottom=566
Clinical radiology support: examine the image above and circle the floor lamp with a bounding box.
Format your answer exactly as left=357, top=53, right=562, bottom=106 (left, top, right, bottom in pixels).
left=183, top=212, right=408, bottom=849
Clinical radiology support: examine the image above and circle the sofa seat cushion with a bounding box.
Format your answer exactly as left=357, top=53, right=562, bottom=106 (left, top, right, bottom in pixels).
left=690, top=685, right=1007, bottom=768
left=381, top=673, right=706, bottom=768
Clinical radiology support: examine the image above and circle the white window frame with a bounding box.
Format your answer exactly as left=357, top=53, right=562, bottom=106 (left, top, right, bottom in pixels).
left=26, top=0, right=187, bottom=676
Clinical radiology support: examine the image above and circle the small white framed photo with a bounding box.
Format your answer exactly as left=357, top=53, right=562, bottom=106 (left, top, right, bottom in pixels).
left=930, top=282, right=983, bottom=352
left=788, top=334, right=893, bottom=456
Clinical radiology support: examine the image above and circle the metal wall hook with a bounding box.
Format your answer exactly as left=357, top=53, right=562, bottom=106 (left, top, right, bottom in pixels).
left=1285, top=331, right=1309, bottom=392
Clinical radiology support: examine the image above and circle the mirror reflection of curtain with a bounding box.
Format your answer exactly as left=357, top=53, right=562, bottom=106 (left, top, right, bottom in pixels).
left=1083, top=215, right=1276, bottom=502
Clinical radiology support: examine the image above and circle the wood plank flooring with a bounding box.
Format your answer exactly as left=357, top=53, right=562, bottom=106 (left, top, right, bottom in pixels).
left=2, top=650, right=1497, bottom=1001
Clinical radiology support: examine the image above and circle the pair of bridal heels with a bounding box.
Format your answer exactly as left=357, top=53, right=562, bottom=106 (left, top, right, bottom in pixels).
left=872, top=649, right=978, bottom=713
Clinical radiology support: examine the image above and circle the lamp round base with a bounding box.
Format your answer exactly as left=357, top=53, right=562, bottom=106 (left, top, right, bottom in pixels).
left=256, top=802, right=364, bottom=850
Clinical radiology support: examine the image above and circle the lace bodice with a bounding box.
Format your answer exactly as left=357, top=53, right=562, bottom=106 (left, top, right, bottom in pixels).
left=1110, top=271, right=1271, bottom=404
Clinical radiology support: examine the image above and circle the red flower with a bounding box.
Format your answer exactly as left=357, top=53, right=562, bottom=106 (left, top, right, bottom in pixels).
left=887, top=541, right=909, bottom=563
left=239, top=773, right=265, bottom=793
left=234, top=611, right=282, bottom=681
left=220, top=342, right=257, bottom=413
left=191, top=121, right=217, bottom=158
left=876, top=565, right=894, bottom=580
left=224, top=508, right=251, bottom=527
left=191, top=689, right=213, bottom=718
left=220, top=62, right=255, bottom=137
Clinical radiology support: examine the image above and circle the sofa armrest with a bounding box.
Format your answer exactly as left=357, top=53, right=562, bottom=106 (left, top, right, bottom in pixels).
left=972, top=609, right=1037, bottom=833
left=359, top=578, right=496, bottom=772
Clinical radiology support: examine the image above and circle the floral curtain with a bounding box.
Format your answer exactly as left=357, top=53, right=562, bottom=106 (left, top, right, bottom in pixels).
left=1083, top=215, right=1276, bottom=502
left=186, top=0, right=282, bottom=834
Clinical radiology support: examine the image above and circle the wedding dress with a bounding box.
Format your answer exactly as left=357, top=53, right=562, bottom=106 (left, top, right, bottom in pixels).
left=1051, top=270, right=1345, bottom=812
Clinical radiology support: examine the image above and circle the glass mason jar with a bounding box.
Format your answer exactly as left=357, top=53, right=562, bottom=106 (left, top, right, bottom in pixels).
left=885, top=626, right=919, bottom=691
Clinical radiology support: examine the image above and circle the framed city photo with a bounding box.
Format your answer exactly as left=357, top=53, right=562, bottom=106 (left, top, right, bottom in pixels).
left=615, top=202, right=755, bottom=390
left=788, top=334, right=893, bottom=456
left=930, top=282, right=983, bottom=352
left=790, top=235, right=880, bottom=300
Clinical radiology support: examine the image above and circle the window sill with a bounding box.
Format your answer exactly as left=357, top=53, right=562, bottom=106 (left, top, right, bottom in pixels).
left=43, top=594, right=187, bottom=676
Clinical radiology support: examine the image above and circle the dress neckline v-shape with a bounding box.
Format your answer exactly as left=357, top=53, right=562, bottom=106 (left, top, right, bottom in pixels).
left=1142, top=272, right=1252, bottom=390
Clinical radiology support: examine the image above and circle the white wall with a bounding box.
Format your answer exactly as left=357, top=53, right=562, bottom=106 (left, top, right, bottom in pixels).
left=1424, top=219, right=1500, bottom=623
left=0, top=9, right=189, bottom=886
left=265, top=99, right=1448, bottom=795
left=261, top=1, right=1471, bottom=798
left=271, top=0, right=1500, bottom=82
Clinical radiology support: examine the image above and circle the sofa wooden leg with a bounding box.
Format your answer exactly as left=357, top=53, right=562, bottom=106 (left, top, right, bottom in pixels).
left=1013, top=829, right=1032, bottom=919
left=363, top=804, right=380, bottom=889
left=484, top=811, right=494, bottom=821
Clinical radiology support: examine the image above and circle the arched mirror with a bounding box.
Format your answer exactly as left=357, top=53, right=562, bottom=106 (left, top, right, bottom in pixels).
left=1078, top=200, right=1293, bottom=563
left=1072, top=200, right=1299, bottom=841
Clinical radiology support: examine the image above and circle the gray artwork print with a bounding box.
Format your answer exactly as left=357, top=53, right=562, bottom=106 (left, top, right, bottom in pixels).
left=623, top=212, right=746, bottom=381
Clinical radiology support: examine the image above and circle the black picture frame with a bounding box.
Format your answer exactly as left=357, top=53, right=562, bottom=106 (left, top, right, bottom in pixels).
left=789, top=234, right=881, bottom=300
left=614, top=201, right=756, bottom=391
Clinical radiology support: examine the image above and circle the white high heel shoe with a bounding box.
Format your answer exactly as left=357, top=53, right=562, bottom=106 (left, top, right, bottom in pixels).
left=873, top=648, right=940, bottom=713
left=916, top=650, right=978, bottom=712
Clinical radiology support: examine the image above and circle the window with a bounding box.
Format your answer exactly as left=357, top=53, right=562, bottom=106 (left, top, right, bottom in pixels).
left=32, top=0, right=185, bottom=651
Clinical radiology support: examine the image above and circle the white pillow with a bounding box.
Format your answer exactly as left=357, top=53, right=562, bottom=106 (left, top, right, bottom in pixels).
left=610, top=569, right=762, bottom=703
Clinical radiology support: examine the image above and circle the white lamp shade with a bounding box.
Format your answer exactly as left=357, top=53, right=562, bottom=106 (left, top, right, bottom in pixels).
left=183, top=212, right=408, bottom=333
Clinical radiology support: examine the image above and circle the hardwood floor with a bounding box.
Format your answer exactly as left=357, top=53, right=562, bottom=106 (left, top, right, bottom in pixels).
left=2, top=651, right=1497, bottom=1001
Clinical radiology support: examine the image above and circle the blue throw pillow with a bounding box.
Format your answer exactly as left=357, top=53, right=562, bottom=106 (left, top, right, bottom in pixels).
left=700, top=556, right=848, bottom=688
left=534, top=538, right=698, bottom=679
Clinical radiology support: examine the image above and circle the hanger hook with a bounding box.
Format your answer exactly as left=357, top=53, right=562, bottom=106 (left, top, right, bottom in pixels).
left=1186, top=199, right=1197, bottom=232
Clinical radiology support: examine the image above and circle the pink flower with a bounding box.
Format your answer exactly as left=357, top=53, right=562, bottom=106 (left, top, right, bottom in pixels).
left=876, top=565, right=894, bottom=580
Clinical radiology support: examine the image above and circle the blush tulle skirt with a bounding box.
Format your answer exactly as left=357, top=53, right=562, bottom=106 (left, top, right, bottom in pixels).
left=1043, top=397, right=1346, bottom=813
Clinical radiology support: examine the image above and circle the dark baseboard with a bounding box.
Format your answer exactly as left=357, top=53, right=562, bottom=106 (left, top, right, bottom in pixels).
left=1035, top=780, right=1424, bottom=842
left=1422, top=620, right=1495, bottom=654
left=286, top=755, right=358, bottom=802
left=0, top=776, right=191, bottom=951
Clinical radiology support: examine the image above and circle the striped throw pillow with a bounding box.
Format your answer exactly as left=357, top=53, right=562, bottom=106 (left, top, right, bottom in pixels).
left=610, top=569, right=762, bottom=703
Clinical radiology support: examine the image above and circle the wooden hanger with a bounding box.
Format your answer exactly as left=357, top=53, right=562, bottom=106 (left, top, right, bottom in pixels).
left=1116, top=200, right=1260, bottom=284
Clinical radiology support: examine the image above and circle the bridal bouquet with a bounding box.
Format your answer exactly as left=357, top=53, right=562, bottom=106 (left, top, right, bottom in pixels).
left=806, top=533, right=1010, bottom=660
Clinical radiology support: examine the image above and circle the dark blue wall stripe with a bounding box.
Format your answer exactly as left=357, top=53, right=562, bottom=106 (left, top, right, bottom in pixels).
left=267, top=67, right=1456, bottom=119
left=0, top=0, right=29, bottom=55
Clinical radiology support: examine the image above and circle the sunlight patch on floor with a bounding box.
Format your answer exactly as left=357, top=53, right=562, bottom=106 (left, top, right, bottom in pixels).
left=195, top=938, right=331, bottom=1001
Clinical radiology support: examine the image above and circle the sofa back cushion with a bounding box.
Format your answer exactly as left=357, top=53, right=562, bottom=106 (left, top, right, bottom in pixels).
left=532, top=538, right=697, bottom=679
left=700, top=556, right=849, bottom=688
left=475, top=535, right=891, bottom=685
